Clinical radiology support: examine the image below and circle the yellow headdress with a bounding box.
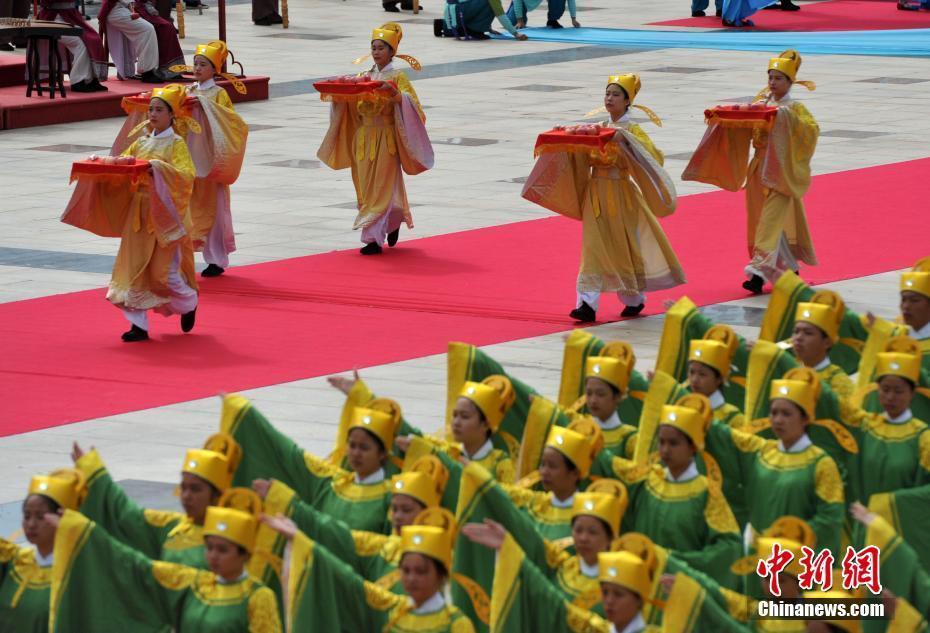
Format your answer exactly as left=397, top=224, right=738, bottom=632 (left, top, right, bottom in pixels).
left=132, top=84, right=202, bottom=137
left=802, top=590, right=861, bottom=633
left=876, top=336, right=922, bottom=385
left=573, top=480, right=628, bottom=537
left=613, top=532, right=659, bottom=580
left=659, top=396, right=711, bottom=450
left=757, top=49, right=816, bottom=101
left=458, top=375, right=515, bottom=432
left=597, top=551, right=652, bottom=598
left=901, top=256, right=930, bottom=299
left=28, top=468, right=87, bottom=511
left=568, top=417, right=605, bottom=471
left=354, top=22, right=421, bottom=71
left=795, top=299, right=841, bottom=343
left=585, top=356, right=631, bottom=394
left=545, top=425, right=594, bottom=479
left=204, top=506, right=258, bottom=552
left=369, top=397, right=403, bottom=432
left=400, top=508, right=456, bottom=571
left=392, top=455, right=448, bottom=508
left=203, top=488, right=263, bottom=552
left=690, top=325, right=738, bottom=380
left=348, top=407, right=395, bottom=452
left=771, top=368, right=820, bottom=420
left=181, top=449, right=232, bottom=492
left=169, top=40, right=247, bottom=94
left=603, top=73, right=662, bottom=127
left=732, top=516, right=815, bottom=576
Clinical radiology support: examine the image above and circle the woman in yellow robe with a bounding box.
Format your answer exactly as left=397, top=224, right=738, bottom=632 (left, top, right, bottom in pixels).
left=522, top=73, right=683, bottom=322
left=683, top=49, right=819, bottom=294
left=317, top=22, right=434, bottom=255
left=184, top=40, right=249, bottom=277
left=62, top=83, right=198, bottom=342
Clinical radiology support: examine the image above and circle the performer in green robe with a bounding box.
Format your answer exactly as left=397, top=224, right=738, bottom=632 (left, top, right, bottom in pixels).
left=608, top=396, right=742, bottom=588
left=264, top=510, right=476, bottom=632
left=220, top=393, right=394, bottom=534
left=462, top=487, right=627, bottom=619
left=655, top=297, right=750, bottom=411
left=558, top=329, right=652, bottom=429
left=48, top=504, right=281, bottom=633
left=841, top=338, right=930, bottom=510
left=1, top=469, right=85, bottom=633
left=70, top=432, right=240, bottom=568
left=705, top=376, right=845, bottom=558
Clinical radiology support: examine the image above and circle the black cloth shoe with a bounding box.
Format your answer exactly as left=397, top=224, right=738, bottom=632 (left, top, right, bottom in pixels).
left=122, top=325, right=149, bottom=342
left=90, top=78, right=109, bottom=92
left=201, top=264, right=225, bottom=277
left=780, top=0, right=801, bottom=8
left=569, top=301, right=596, bottom=323
left=70, top=80, right=96, bottom=93
left=620, top=303, right=646, bottom=318
left=140, top=70, right=162, bottom=83
left=266, top=11, right=283, bottom=23
left=400, top=0, right=413, bottom=8
left=546, top=19, right=564, bottom=28
left=382, top=1, right=400, bottom=11
left=181, top=308, right=197, bottom=333
left=742, top=274, right=765, bottom=294
left=360, top=242, right=383, bottom=255
left=387, top=228, right=400, bottom=247
left=0, top=43, right=14, bottom=52
left=716, top=8, right=722, bottom=15
left=691, top=9, right=706, bottom=16
left=434, top=18, right=445, bottom=36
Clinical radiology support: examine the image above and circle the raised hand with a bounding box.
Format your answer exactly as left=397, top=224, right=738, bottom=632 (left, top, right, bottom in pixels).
left=260, top=513, right=298, bottom=540
left=461, top=519, right=507, bottom=551
left=71, top=441, right=85, bottom=463
left=252, top=479, right=271, bottom=499
left=327, top=369, right=360, bottom=395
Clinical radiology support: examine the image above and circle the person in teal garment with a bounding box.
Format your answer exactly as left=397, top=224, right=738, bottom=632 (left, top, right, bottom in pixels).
left=507, top=0, right=581, bottom=29
left=1, top=469, right=85, bottom=633
left=70, top=432, right=240, bottom=568
left=435, top=0, right=527, bottom=40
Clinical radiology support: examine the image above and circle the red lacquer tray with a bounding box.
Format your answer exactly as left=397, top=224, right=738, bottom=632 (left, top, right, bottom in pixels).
left=704, top=104, right=778, bottom=127
left=71, top=159, right=150, bottom=180
left=313, top=80, right=387, bottom=95
left=534, top=127, right=616, bottom=156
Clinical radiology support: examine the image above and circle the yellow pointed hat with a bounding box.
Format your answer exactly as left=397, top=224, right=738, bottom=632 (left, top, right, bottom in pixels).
left=194, top=40, right=228, bottom=71
left=606, top=72, right=662, bottom=127
left=901, top=257, right=930, bottom=299
left=360, top=22, right=421, bottom=71
left=392, top=455, right=449, bottom=508
left=597, top=551, right=652, bottom=598
left=802, top=590, right=861, bottom=633
left=182, top=449, right=231, bottom=492
left=204, top=506, right=258, bottom=552
left=770, top=369, right=820, bottom=420
left=768, top=49, right=803, bottom=82
left=151, top=83, right=188, bottom=115
left=28, top=468, right=87, bottom=511
left=794, top=301, right=841, bottom=342
left=458, top=375, right=515, bottom=432
left=688, top=340, right=732, bottom=380
left=572, top=482, right=627, bottom=537
left=348, top=406, right=395, bottom=452
left=585, top=356, right=631, bottom=393
left=660, top=394, right=712, bottom=450
left=545, top=425, right=594, bottom=479
left=876, top=336, right=922, bottom=384
left=400, top=523, right=454, bottom=571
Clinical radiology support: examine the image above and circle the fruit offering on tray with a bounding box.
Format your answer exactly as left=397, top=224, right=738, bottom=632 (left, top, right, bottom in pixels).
left=313, top=74, right=395, bottom=96
left=71, top=156, right=151, bottom=180
left=704, top=103, right=779, bottom=127
left=534, top=124, right=617, bottom=156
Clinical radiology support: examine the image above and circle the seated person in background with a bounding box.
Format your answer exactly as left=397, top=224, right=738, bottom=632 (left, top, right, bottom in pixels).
left=252, top=0, right=283, bottom=26
left=99, top=0, right=184, bottom=82
left=507, top=0, right=581, bottom=29
left=37, top=0, right=109, bottom=92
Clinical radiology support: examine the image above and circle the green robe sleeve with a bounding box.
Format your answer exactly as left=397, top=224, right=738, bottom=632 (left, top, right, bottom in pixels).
left=220, top=394, right=335, bottom=503
left=489, top=534, right=609, bottom=633
left=74, top=448, right=184, bottom=562
left=50, top=510, right=183, bottom=633
left=286, top=531, right=400, bottom=633
left=868, top=482, right=930, bottom=571
left=866, top=515, right=930, bottom=617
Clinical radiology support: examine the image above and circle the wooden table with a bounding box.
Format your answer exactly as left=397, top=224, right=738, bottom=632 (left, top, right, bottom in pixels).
left=0, top=19, right=83, bottom=99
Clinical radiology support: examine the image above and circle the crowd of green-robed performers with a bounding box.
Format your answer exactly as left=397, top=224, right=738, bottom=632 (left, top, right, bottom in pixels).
left=3, top=256, right=930, bottom=632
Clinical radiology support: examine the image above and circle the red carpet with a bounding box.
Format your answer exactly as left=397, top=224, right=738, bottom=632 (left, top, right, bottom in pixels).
left=0, top=75, right=269, bottom=130
left=0, top=55, right=26, bottom=89
left=651, top=0, right=930, bottom=30
left=2, top=157, right=929, bottom=436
